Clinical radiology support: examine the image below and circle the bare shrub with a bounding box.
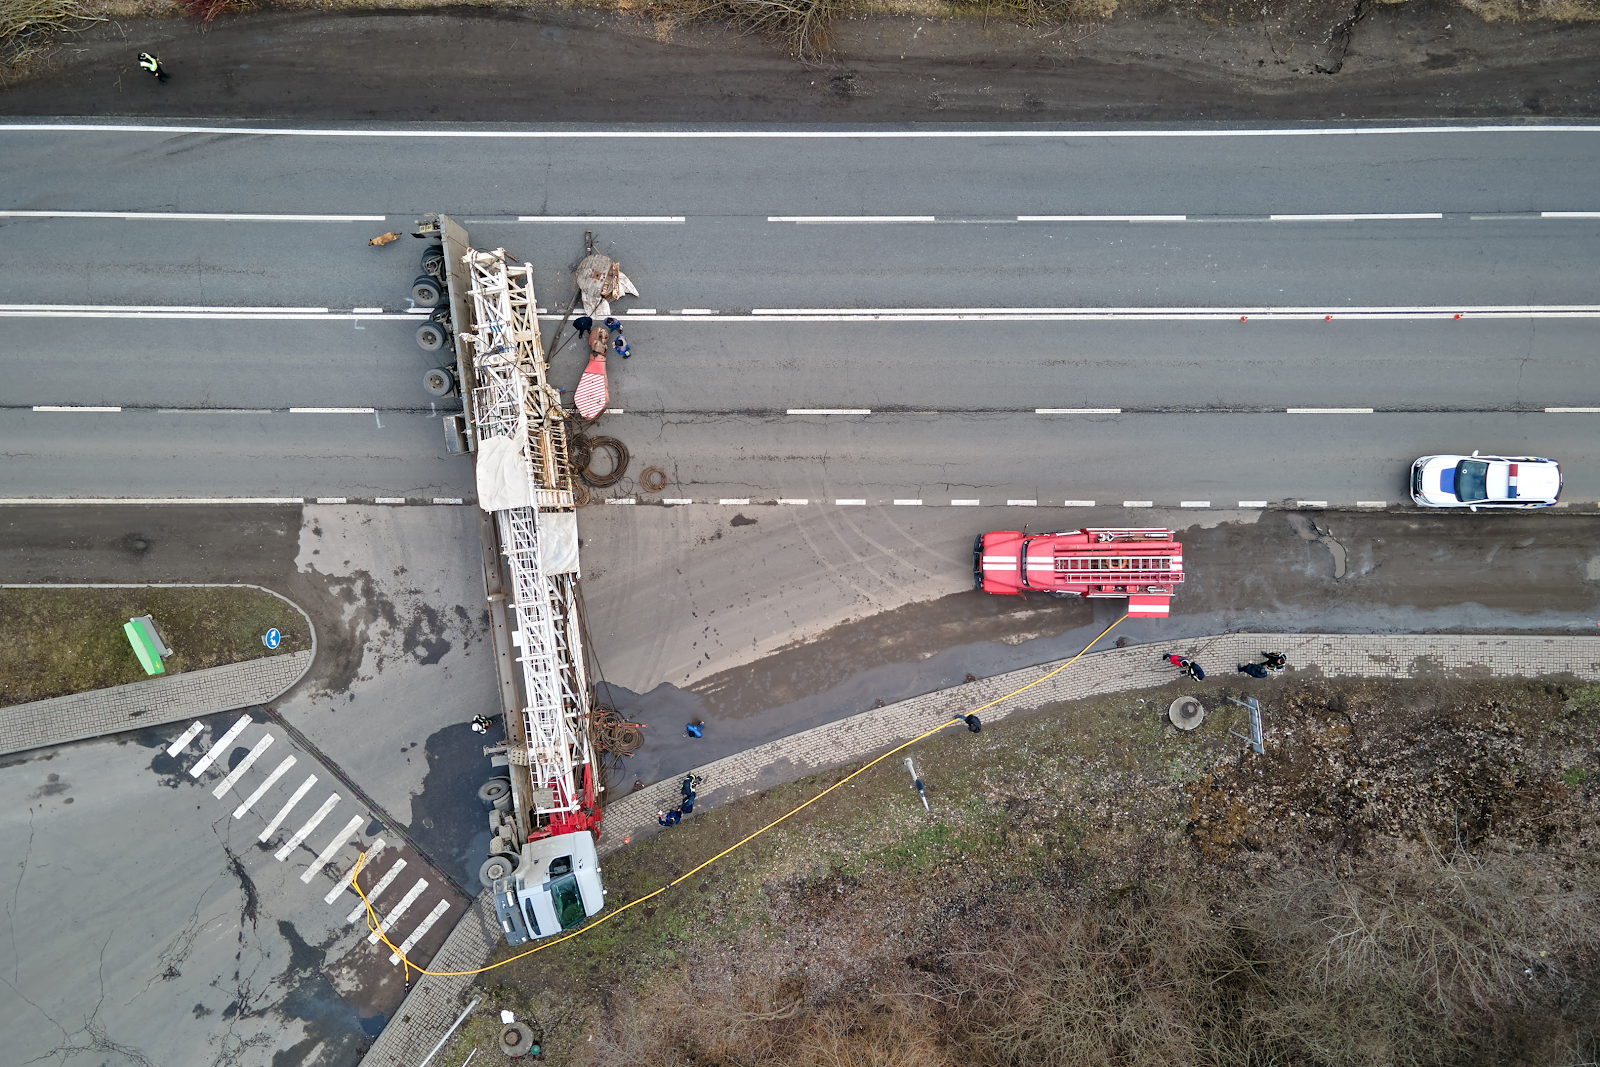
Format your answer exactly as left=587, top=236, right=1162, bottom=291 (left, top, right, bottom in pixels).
left=655, top=0, right=842, bottom=60
left=0, top=0, right=100, bottom=66
left=179, top=0, right=250, bottom=21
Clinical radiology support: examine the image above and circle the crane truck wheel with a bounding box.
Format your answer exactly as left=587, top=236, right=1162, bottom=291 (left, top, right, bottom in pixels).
left=423, top=366, right=457, bottom=397
left=477, top=777, right=512, bottom=809
left=415, top=321, right=447, bottom=352
left=410, top=276, right=443, bottom=307
left=478, top=853, right=518, bottom=889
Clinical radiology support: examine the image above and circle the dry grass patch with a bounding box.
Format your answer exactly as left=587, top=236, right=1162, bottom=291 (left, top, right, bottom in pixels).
left=0, top=585, right=310, bottom=706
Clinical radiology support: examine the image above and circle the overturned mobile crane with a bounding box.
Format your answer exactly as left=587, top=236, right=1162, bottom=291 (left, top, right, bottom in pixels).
left=417, top=215, right=605, bottom=946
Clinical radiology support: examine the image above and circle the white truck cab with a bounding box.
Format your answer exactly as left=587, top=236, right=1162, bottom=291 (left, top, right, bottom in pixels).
left=491, top=830, right=604, bottom=946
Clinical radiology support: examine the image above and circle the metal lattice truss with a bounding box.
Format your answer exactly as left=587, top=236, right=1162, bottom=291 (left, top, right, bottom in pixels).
left=462, top=248, right=594, bottom=817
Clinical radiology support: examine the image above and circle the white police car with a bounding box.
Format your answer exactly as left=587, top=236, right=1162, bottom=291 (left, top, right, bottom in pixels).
left=1410, top=452, right=1561, bottom=510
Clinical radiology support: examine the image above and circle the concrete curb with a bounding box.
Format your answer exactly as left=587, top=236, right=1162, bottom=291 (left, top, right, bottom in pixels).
left=0, top=583, right=317, bottom=756
left=359, top=629, right=1600, bottom=1066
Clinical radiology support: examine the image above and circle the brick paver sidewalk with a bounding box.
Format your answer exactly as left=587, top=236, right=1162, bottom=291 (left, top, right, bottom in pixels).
left=361, top=629, right=1600, bottom=1067
left=0, top=650, right=314, bottom=756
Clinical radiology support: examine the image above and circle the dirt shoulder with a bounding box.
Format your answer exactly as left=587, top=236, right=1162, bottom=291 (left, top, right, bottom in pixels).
left=3, top=0, right=1599, bottom=120
left=435, top=675, right=1600, bottom=1066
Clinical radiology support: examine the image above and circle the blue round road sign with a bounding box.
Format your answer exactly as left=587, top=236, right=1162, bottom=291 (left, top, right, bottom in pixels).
left=263, top=628, right=281, bottom=649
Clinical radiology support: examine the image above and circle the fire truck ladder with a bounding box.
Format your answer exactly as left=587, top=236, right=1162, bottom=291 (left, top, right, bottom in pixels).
left=461, top=248, right=594, bottom=822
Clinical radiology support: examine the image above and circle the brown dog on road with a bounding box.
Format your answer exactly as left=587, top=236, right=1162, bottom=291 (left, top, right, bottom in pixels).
left=368, top=231, right=401, bottom=246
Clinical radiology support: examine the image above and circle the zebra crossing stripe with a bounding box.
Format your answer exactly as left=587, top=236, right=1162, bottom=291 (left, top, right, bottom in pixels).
left=389, top=899, right=452, bottom=965
left=234, top=755, right=295, bottom=819
left=259, top=774, right=318, bottom=842
left=348, top=858, right=406, bottom=923
left=325, top=840, right=387, bottom=904
left=367, top=879, right=429, bottom=944
left=300, top=815, right=365, bottom=884
left=166, top=722, right=204, bottom=757
left=190, top=715, right=252, bottom=776
left=275, top=793, right=340, bottom=861
left=211, top=734, right=274, bottom=799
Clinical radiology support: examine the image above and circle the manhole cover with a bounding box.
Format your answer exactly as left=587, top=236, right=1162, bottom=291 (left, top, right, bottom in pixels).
left=1169, top=696, right=1205, bottom=730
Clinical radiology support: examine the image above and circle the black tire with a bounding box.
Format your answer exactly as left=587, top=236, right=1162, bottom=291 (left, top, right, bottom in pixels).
left=478, top=853, right=518, bottom=889
left=411, top=276, right=443, bottom=307
left=477, top=777, right=512, bottom=808
left=423, top=367, right=456, bottom=397
left=416, top=321, right=447, bottom=352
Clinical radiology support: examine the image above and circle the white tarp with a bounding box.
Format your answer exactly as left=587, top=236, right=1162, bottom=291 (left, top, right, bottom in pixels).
left=538, top=512, right=580, bottom=576
left=475, top=435, right=533, bottom=512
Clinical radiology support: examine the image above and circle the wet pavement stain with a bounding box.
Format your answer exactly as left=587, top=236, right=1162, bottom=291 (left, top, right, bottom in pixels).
left=408, top=721, right=499, bottom=889
left=268, top=919, right=369, bottom=1067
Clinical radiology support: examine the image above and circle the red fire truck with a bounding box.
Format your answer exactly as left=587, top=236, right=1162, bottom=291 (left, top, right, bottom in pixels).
left=974, top=527, right=1184, bottom=618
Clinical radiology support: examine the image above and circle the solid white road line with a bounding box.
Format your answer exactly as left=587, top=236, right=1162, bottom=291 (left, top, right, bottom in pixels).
left=0, top=210, right=382, bottom=221
left=259, top=774, right=318, bottom=841
left=1238, top=501, right=1269, bottom=508
left=326, top=840, right=387, bottom=904
left=788, top=408, right=871, bottom=415
left=516, top=215, right=684, bottom=223
left=301, top=815, right=366, bottom=884
left=1547, top=407, right=1600, bottom=412
left=1036, top=408, right=1122, bottom=414
left=1124, top=500, right=1154, bottom=508
left=275, top=793, right=341, bottom=861
left=0, top=303, right=330, bottom=313
left=8, top=123, right=1600, bottom=139
left=211, top=733, right=274, bottom=798
left=234, top=756, right=296, bottom=819
left=1017, top=215, right=1186, bottom=222
left=289, top=407, right=375, bottom=414
left=389, top=899, right=453, bottom=965
left=769, top=215, right=936, bottom=223
left=0, top=497, right=307, bottom=505
left=368, top=879, right=429, bottom=943
left=33, top=405, right=120, bottom=412
left=190, top=715, right=252, bottom=777
left=718, top=498, right=750, bottom=505
left=1062, top=500, right=1096, bottom=507
left=1179, top=501, right=1211, bottom=508
left=348, top=858, right=407, bottom=923
left=1287, top=407, right=1374, bottom=414
left=951, top=499, right=980, bottom=506
left=1269, top=213, right=1442, bottom=221
left=166, top=721, right=205, bottom=757
left=836, top=499, right=867, bottom=506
